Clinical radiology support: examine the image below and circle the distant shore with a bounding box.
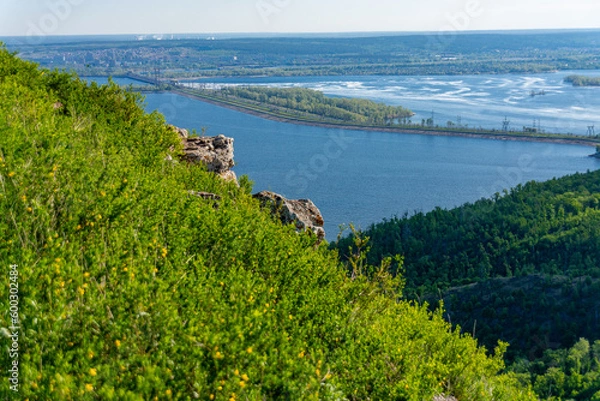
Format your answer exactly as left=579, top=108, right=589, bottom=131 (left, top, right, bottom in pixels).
left=171, top=89, right=600, bottom=148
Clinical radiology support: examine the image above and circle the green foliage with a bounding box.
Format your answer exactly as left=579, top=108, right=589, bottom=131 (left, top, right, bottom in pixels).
left=565, top=75, right=600, bottom=87
left=510, top=338, right=600, bottom=400
left=0, top=46, right=534, bottom=400
left=432, top=275, right=600, bottom=361
left=202, top=85, right=413, bottom=125
left=334, top=171, right=600, bottom=295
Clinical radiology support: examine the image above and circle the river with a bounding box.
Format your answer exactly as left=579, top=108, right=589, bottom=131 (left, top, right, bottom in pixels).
left=87, top=75, right=600, bottom=239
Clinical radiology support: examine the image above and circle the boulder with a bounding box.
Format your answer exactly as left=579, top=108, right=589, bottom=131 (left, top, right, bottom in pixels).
left=253, top=191, right=325, bottom=241
left=182, top=134, right=235, bottom=175
left=170, top=125, right=189, bottom=139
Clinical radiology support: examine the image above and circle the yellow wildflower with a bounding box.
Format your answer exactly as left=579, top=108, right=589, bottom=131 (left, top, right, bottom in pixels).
left=85, top=384, right=93, bottom=392
left=115, top=340, right=121, bottom=348
left=89, top=368, right=97, bottom=376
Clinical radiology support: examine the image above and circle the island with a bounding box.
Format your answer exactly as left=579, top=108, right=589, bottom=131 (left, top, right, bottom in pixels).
left=564, top=75, right=600, bottom=87
left=167, top=83, right=600, bottom=147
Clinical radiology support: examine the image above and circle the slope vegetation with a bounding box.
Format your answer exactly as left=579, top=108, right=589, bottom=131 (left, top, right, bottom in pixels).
left=0, top=47, right=534, bottom=400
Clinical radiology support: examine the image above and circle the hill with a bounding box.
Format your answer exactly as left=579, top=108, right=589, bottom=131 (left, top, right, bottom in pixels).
left=0, top=46, right=534, bottom=400
left=335, top=169, right=600, bottom=297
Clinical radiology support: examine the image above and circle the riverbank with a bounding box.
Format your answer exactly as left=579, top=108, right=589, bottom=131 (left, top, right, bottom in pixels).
left=171, top=88, right=600, bottom=148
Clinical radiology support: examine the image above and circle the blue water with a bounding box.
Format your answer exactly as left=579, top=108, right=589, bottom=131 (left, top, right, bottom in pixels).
left=183, top=71, right=600, bottom=136
left=141, top=91, right=600, bottom=240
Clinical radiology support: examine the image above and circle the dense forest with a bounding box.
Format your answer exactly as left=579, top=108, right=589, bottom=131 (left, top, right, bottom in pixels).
left=0, top=46, right=538, bottom=399
left=565, top=75, right=600, bottom=87
left=200, top=85, right=413, bottom=125
left=333, top=169, right=600, bottom=399
left=335, top=170, right=600, bottom=294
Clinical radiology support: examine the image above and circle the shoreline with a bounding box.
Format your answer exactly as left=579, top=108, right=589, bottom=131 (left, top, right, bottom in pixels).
left=169, top=89, right=600, bottom=148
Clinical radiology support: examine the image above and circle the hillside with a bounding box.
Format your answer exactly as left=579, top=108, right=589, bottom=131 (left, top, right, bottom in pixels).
left=0, top=47, right=536, bottom=400
left=335, top=169, right=600, bottom=296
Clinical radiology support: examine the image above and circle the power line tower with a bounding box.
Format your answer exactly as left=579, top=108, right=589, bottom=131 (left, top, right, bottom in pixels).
left=502, top=116, right=510, bottom=132
left=588, top=125, right=596, bottom=136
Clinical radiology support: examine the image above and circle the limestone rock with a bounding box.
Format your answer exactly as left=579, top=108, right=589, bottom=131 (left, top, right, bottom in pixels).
left=433, top=396, right=457, bottom=401
left=183, top=134, right=235, bottom=175
left=169, top=125, right=189, bottom=139
left=188, top=191, right=221, bottom=201
left=253, top=191, right=325, bottom=240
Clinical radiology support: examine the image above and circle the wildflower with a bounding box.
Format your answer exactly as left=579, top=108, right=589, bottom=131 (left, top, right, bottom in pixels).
left=85, top=384, right=93, bottom=392
left=210, top=395, right=215, bottom=400
left=214, top=351, right=223, bottom=359
left=83, top=272, right=90, bottom=278
left=21, top=195, right=27, bottom=202
left=78, top=287, right=85, bottom=296
left=165, top=389, right=172, bottom=397
left=8, top=172, right=15, bottom=177
left=88, top=350, right=94, bottom=359
left=234, top=369, right=239, bottom=376
left=298, top=351, right=305, bottom=358
left=239, top=381, right=246, bottom=388
left=241, top=374, right=249, bottom=382
left=89, top=368, right=97, bottom=376
left=246, top=347, right=253, bottom=354
left=26, top=207, right=32, bottom=213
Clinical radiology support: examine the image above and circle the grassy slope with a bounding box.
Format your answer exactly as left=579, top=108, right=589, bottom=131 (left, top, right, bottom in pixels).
left=0, top=47, right=534, bottom=400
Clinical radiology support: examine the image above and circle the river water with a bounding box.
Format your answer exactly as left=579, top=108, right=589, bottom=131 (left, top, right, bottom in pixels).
left=87, top=75, right=600, bottom=239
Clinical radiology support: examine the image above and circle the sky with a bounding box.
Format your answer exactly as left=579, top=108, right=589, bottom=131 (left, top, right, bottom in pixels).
left=0, top=0, right=599, bottom=37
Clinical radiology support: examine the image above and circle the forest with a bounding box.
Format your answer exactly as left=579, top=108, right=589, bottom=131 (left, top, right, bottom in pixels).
left=333, top=169, right=600, bottom=399
left=0, top=46, right=538, bottom=400
left=565, top=75, right=600, bottom=87
left=195, top=85, right=413, bottom=125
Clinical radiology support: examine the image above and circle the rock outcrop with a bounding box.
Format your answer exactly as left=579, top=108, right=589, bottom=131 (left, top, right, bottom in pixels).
left=253, top=191, right=325, bottom=241
left=180, top=132, right=237, bottom=182
left=170, top=126, right=326, bottom=239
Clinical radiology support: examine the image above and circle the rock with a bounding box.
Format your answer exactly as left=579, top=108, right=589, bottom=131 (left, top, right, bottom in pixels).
left=433, top=396, right=457, bottom=401
left=169, top=125, right=189, bottom=139
left=182, top=134, right=235, bottom=175
left=219, top=170, right=238, bottom=183
left=188, top=191, right=222, bottom=201
left=253, top=191, right=325, bottom=241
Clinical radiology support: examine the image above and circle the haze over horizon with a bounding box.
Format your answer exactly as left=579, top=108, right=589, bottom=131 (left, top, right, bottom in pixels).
left=0, top=0, right=599, bottom=38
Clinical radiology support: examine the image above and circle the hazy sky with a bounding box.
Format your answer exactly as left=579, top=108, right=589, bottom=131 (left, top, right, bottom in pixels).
left=0, top=0, right=598, bottom=37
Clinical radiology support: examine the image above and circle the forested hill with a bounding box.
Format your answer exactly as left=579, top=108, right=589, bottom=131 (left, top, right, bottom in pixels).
left=0, top=46, right=536, bottom=399
left=335, top=169, right=600, bottom=295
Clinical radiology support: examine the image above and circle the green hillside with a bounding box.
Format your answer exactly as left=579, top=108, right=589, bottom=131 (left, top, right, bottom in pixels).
left=335, top=169, right=600, bottom=297
left=333, top=158, right=600, bottom=399
left=0, top=47, right=536, bottom=400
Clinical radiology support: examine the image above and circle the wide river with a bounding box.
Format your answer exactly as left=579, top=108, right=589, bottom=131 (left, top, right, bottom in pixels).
left=91, top=75, right=600, bottom=239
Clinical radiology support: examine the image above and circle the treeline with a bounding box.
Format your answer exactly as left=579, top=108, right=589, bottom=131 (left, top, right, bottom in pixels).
left=334, top=170, right=600, bottom=295
left=217, top=85, right=413, bottom=125
left=511, top=338, right=600, bottom=400
left=565, top=75, right=600, bottom=87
